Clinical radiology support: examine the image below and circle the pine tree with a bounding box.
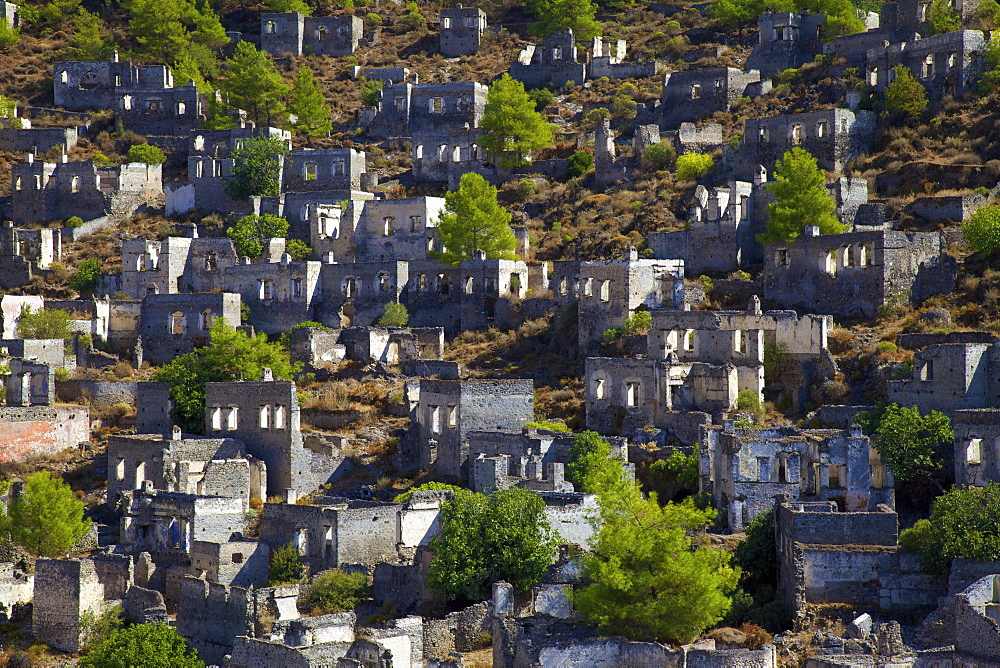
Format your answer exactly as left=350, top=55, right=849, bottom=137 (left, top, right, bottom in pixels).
left=528, top=0, right=602, bottom=40
left=885, top=65, right=928, bottom=117
left=480, top=74, right=556, bottom=170
left=225, top=136, right=289, bottom=200
left=66, top=9, right=111, bottom=61
left=4, top=472, right=92, bottom=558
left=288, top=67, right=332, bottom=139
left=127, top=0, right=193, bottom=65
left=265, top=0, right=313, bottom=15
left=759, top=147, right=844, bottom=243
left=433, top=173, right=518, bottom=265
left=217, top=42, right=290, bottom=127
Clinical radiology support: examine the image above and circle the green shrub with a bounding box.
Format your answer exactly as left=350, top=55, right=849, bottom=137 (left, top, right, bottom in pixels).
left=66, top=216, right=85, bottom=228
left=395, top=10, right=426, bottom=33
left=675, top=153, right=714, bottom=181
left=360, top=79, right=382, bottom=107
left=377, top=302, right=409, bottom=327
left=736, top=389, right=763, bottom=415
left=875, top=341, right=898, bottom=355
left=515, top=177, right=539, bottom=200
left=523, top=419, right=572, bottom=432
left=306, top=569, right=369, bottom=614
left=527, top=88, right=554, bottom=111
left=963, top=204, right=1000, bottom=255
left=365, top=12, right=382, bottom=25
left=898, top=518, right=934, bottom=553
left=622, top=310, right=652, bottom=336
left=268, top=543, right=304, bottom=585
left=642, top=141, right=676, bottom=172
left=126, top=143, right=167, bottom=165
left=566, top=151, right=594, bottom=178
left=393, top=482, right=466, bottom=503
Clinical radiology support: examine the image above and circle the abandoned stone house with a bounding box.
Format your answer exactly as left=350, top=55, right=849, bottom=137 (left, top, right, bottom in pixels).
left=223, top=253, right=323, bottom=335
left=107, top=430, right=266, bottom=503
left=138, top=292, right=241, bottom=365
left=646, top=299, right=836, bottom=409
left=0, top=2, right=17, bottom=31
left=0, top=221, right=61, bottom=288
left=549, top=250, right=685, bottom=350
left=888, top=341, right=1000, bottom=415
left=735, top=108, right=877, bottom=180
left=582, top=298, right=835, bottom=435
left=120, top=231, right=240, bottom=298
left=440, top=5, right=487, bottom=57
left=259, top=493, right=442, bottom=572
left=490, top=581, right=779, bottom=667
left=53, top=58, right=201, bottom=135
left=166, top=146, right=367, bottom=218
left=746, top=11, right=827, bottom=75
left=411, top=125, right=485, bottom=183
left=648, top=169, right=868, bottom=275
left=203, top=376, right=343, bottom=497
left=397, top=378, right=535, bottom=478
left=289, top=324, right=444, bottom=368
left=310, top=196, right=446, bottom=264
left=8, top=154, right=162, bottom=226
left=761, top=228, right=956, bottom=317
left=0, top=358, right=90, bottom=460
left=364, top=81, right=487, bottom=139
left=509, top=31, right=659, bottom=89
left=510, top=30, right=588, bottom=90
left=866, top=29, right=987, bottom=98
left=701, top=424, right=894, bottom=532
left=774, top=500, right=942, bottom=617
left=119, top=489, right=246, bottom=560
left=661, top=67, right=769, bottom=128
left=260, top=12, right=363, bottom=57
left=648, top=178, right=768, bottom=274
left=467, top=429, right=630, bottom=494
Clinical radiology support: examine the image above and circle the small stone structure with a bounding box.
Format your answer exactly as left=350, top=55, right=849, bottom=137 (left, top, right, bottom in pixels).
left=260, top=12, right=363, bottom=57
left=662, top=67, right=769, bottom=128
left=761, top=228, right=955, bottom=318
left=138, top=292, right=241, bottom=365
left=702, top=424, right=894, bottom=532
left=953, top=408, right=1000, bottom=486
left=440, top=5, right=486, bottom=57
left=888, top=342, right=1000, bottom=416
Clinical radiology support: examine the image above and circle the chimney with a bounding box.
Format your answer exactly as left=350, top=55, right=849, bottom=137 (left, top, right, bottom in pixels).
left=260, top=367, right=274, bottom=381
left=172, top=425, right=182, bottom=440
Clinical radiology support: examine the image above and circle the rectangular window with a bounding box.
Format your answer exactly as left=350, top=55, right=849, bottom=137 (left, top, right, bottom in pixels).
left=828, top=464, right=842, bottom=489
left=259, top=405, right=270, bottom=429
left=691, top=84, right=701, bottom=99
left=274, top=404, right=285, bottom=429
left=968, top=438, right=983, bottom=465
left=71, top=176, right=80, bottom=193
left=304, top=162, right=318, bottom=181
left=442, top=17, right=451, bottom=28
left=448, top=405, right=457, bottom=428
left=291, top=278, right=303, bottom=297
left=211, top=407, right=222, bottom=430
left=259, top=279, right=273, bottom=300
left=626, top=382, right=639, bottom=407
left=584, top=278, right=593, bottom=297
left=600, top=280, right=610, bottom=302
left=595, top=378, right=606, bottom=399
left=430, top=97, right=444, bottom=113
left=431, top=405, right=441, bottom=435
left=332, top=160, right=345, bottom=176
left=226, top=407, right=238, bottom=431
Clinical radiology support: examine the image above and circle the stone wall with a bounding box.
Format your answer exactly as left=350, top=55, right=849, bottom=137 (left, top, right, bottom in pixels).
left=57, top=380, right=137, bottom=410
left=0, top=406, right=90, bottom=460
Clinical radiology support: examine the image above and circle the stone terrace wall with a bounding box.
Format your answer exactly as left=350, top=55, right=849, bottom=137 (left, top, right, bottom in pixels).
left=0, top=406, right=90, bottom=460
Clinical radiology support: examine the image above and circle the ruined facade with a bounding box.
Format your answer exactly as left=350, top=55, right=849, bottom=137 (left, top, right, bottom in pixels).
left=888, top=341, right=1000, bottom=416
left=260, top=12, right=363, bottom=57
left=662, top=67, right=769, bottom=128
left=440, top=5, right=487, bottom=57
left=138, top=292, right=241, bottom=365
left=866, top=29, right=987, bottom=98
left=761, top=228, right=955, bottom=317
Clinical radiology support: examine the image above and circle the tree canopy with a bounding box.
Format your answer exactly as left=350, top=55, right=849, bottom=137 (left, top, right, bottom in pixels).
left=759, top=147, right=844, bottom=243
left=860, top=403, right=953, bottom=485
left=226, top=213, right=290, bottom=258
left=567, top=431, right=629, bottom=494
left=66, top=9, right=113, bottom=61
left=70, top=258, right=102, bottom=294
left=225, top=136, right=290, bottom=201
left=929, top=0, right=962, bottom=34
left=885, top=65, right=928, bottom=116
left=127, top=144, right=167, bottom=165
left=80, top=623, right=203, bottom=668
left=575, top=480, right=738, bottom=643
left=3, top=471, right=92, bottom=558
left=712, top=0, right=864, bottom=35
left=216, top=42, right=290, bottom=127
left=902, top=483, right=1000, bottom=576
left=377, top=302, right=410, bottom=327
left=480, top=74, right=556, bottom=170
left=18, top=306, right=73, bottom=340
left=151, top=319, right=299, bottom=434
left=432, top=172, right=518, bottom=265
left=427, top=487, right=558, bottom=602
left=288, top=66, right=332, bottom=138
left=527, top=0, right=602, bottom=39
